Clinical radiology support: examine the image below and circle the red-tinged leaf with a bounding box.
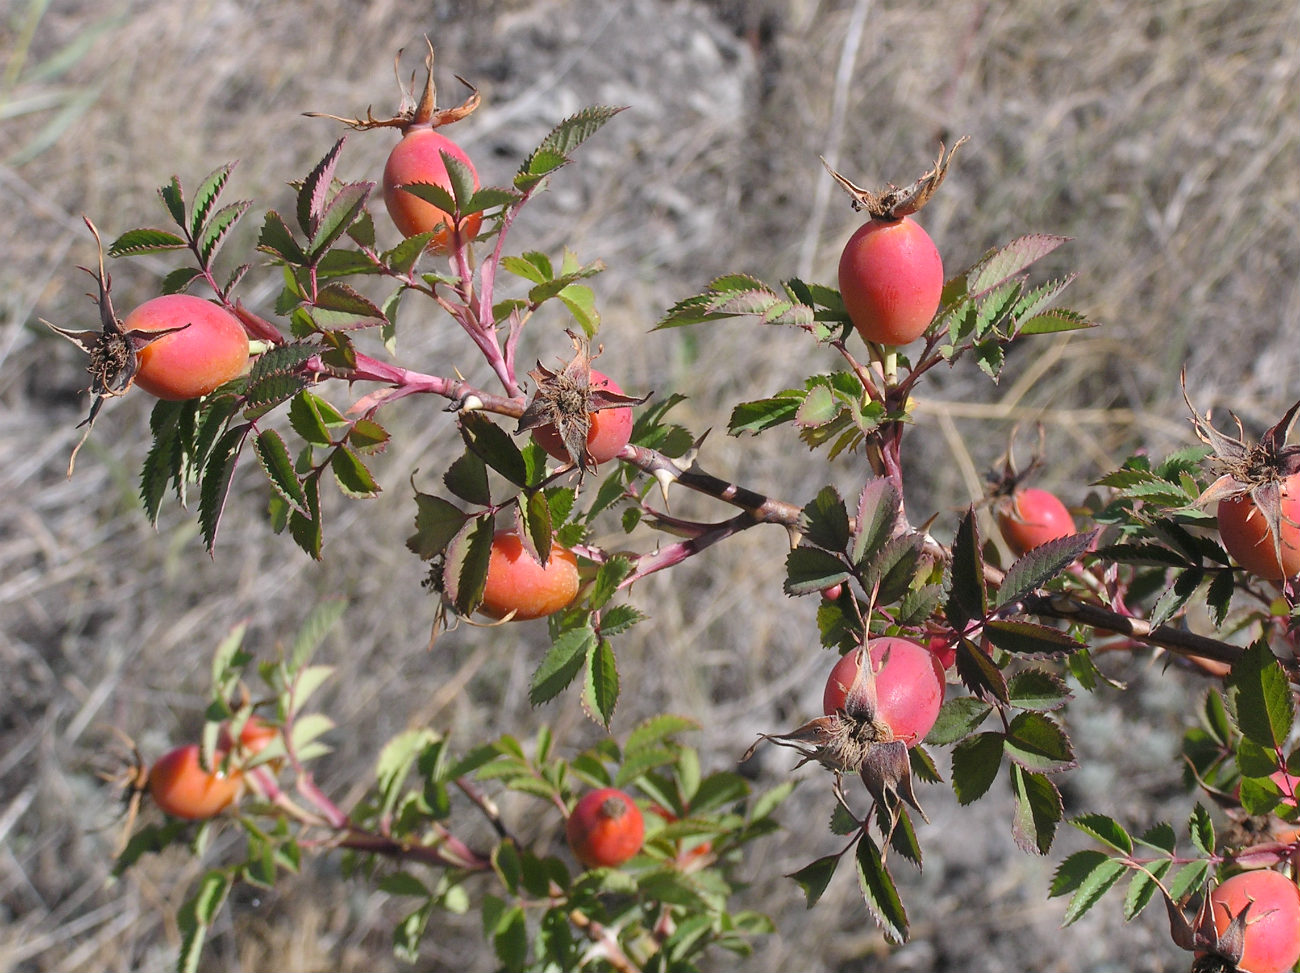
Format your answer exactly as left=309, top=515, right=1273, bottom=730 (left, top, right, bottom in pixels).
left=298, top=137, right=345, bottom=235
left=347, top=419, right=389, bottom=455
left=258, top=210, right=307, bottom=264
left=254, top=429, right=307, bottom=511
left=158, top=176, right=186, bottom=227
left=515, top=492, right=553, bottom=566
left=1016, top=308, right=1096, bottom=335
left=996, top=530, right=1098, bottom=607
left=330, top=446, right=380, bottom=498
left=288, top=473, right=323, bottom=559
left=189, top=163, right=235, bottom=238
left=955, top=638, right=1008, bottom=705
left=984, top=620, right=1082, bottom=656
left=860, top=533, right=926, bottom=605
left=199, top=424, right=249, bottom=554
left=443, top=514, right=494, bottom=616
left=312, top=281, right=385, bottom=320
left=968, top=234, right=1070, bottom=298
left=399, top=182, right=456, bottom=215
left=856, top=834, right=908, bottom=943
left=308, top=182, right=372, bottom=260
left=851, top=477, right=900, bottom=566
left=946, top=508, right=986, bottom=629
left=1009, top=766, right=1062, bottom=855
left=198, top=200, right=250, bottom=265
left=106, top=228, right=187, bottom=256
left=1011, top=273, right=1077, bottom=322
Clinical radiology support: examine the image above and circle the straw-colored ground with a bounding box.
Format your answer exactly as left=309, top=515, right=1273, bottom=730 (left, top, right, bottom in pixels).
left=4, top=1, right=1300, bottom=970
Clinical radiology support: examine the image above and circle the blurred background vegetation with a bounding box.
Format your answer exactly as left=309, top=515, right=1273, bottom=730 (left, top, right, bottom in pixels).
left=4, top=1, right=1300, bottom=970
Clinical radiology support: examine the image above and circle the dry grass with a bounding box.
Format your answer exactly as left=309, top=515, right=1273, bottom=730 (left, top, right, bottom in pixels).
left=4, top=0, right=1300, bottom=970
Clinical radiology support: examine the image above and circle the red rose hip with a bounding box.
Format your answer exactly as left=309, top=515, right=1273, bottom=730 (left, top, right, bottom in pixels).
left=566, top=787, right=644, bottom=868
left=838, top=217, right=943, bottom=346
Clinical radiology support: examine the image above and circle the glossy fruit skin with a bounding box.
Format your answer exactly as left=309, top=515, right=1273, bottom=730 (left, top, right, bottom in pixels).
left=478, top=530, right=580, bottom=621
left=531, top=369, right=635, bottom=466
left=566, top=788, right=645, bottom=868
left=838, top=216, right=943, bottom=345
left=996, top=487, right=1076, bottom=556
left=1208, top=870, right=1300, bottom=973
left=123, top=295, right=249, bottom=400
left=1217, top=474, right=1300, bottom=580
left=822, top=637, right=946, bottom=746
left=148, top=744, right=242, bottom=820
left=382, top=128, right=482, bottom=252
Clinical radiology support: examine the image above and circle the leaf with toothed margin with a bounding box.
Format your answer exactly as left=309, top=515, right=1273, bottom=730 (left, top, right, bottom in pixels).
left=199, top=424, right=250, bottom=553
left=856, top=834, right=908, bottom=943
left=298, top=137, right=346, bottom=236
left=107, top=228, right=187, bottom=256
left=443, top=514, right=494, bottom=617
left=946, top=508, right=986, bottom=630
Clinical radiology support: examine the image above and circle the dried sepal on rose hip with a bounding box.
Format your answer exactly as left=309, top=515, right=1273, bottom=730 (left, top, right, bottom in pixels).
left=825, top=139, right=967, bottom=348
left=41, top=221, right=246, bottom=478
left=744, top=638, right=944, bottom=826
left=1184, top=377, right=1300, bottom=581
left=306, top=38, right=483, bottom=253
left=516, top=331, right=648, bottom=478
left=1163, top=870, right=1300, bottom=973
left=822, top=136, right=969, bottom=221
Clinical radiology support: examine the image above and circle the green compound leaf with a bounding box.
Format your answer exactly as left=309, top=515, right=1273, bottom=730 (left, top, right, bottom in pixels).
left=784, top=546, right=849, bottom=597
left=1226, top=641, right=1295, bottom=752
left=801, top=485, right=851, bottom=553
left=856, top=833, right=908, bottom=944
left=529, top=625, right=595, bottom=706
left=789, top=854, right=840, bottom=908
left=584, top=637, right=619, bottom=728
left=254, top=428, right=307, bottom=511
left=1010, top=765, right=1063, bottom=855
left=951, top=731, right=1004, bottom=805
left=106, top=227, right=187, bottom=256
left=1071, top=813, right=1132, bottom=855
left=189, top=163, right=235, bottom=238
left=199, top=423, right=249, bottom=553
